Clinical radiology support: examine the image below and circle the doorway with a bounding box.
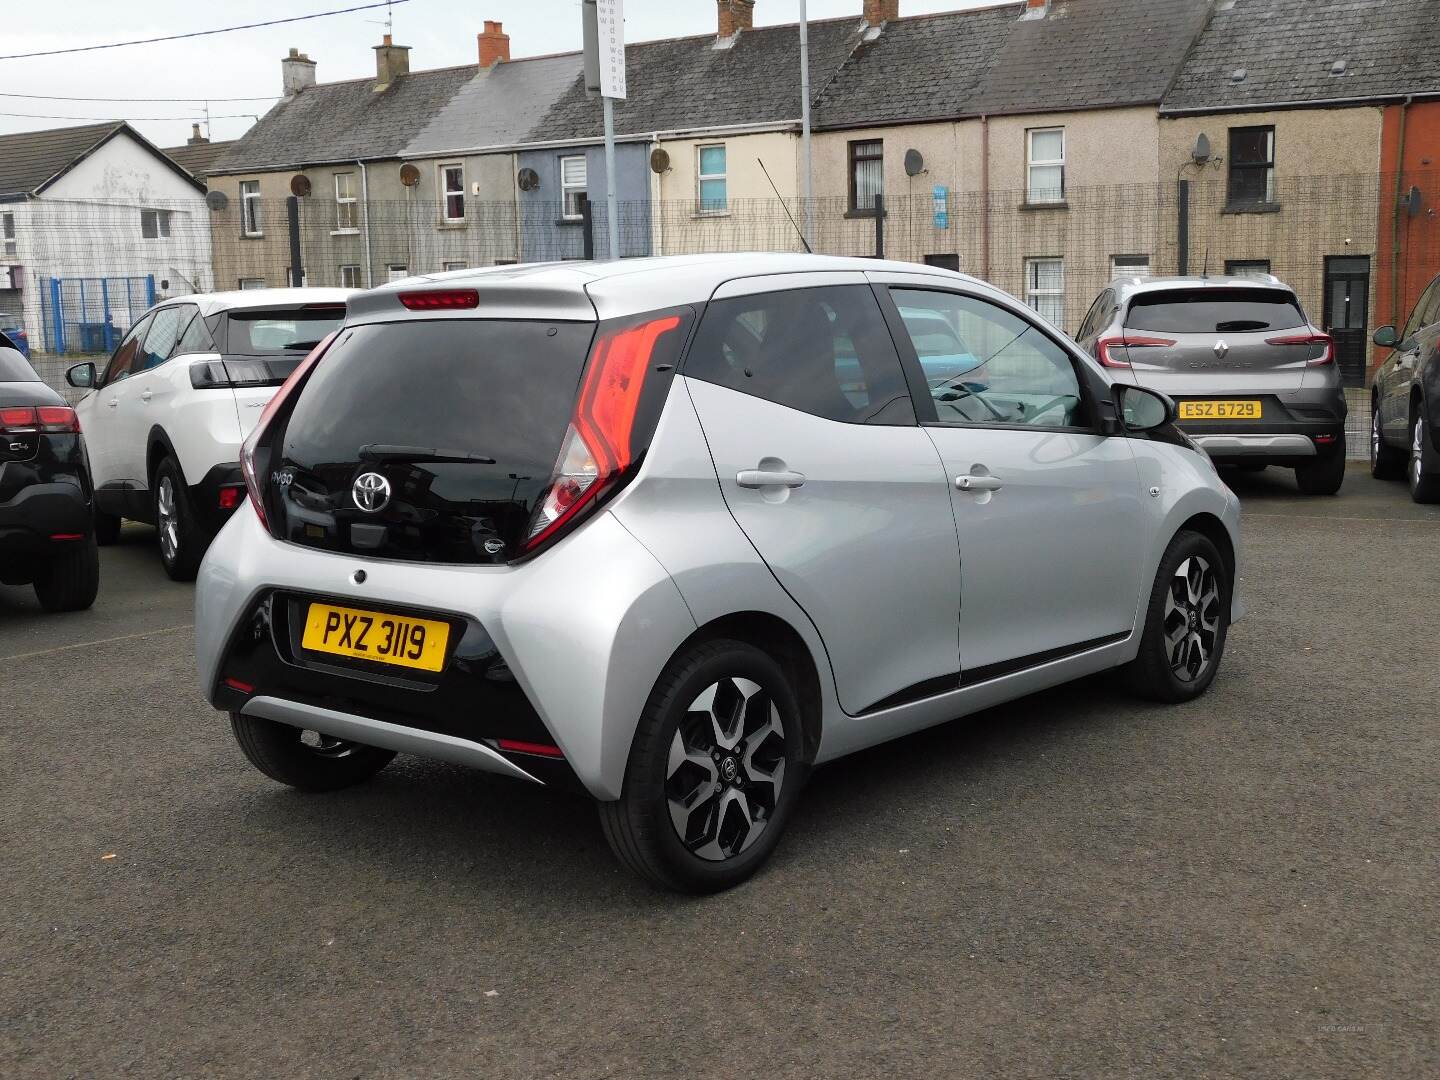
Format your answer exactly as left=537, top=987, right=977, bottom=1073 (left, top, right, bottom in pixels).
left=1323, top=255, right=1371, bottom=387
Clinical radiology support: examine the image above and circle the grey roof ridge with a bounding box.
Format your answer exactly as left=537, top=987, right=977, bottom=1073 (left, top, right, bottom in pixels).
left=1161, top=88, right=1440, bottom=116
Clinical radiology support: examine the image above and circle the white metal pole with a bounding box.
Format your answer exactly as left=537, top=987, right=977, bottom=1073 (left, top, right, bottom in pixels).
left=799, top=0, right=813, bottom=250
left=603, top=96, right=620, bottom=260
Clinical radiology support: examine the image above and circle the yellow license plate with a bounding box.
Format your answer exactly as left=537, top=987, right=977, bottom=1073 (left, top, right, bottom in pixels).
left=301, top=603, right=449, bottom=672
left=1178, top=399, right=1262, bottom=420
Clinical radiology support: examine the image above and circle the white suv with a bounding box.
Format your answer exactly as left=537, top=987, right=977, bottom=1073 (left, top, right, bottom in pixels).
left=66, top=289, right=352, bottom=579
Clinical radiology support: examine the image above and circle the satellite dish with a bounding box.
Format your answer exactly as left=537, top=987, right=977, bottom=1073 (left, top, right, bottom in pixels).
left=205, top=190, right=229, bottom=212
left=399, top=162, right=421, bottom=187
left=903, top=149, right=925, bottom=177
left=289, top=173, right=312, bottom=197
left=1407, top=185, right=1424, bottom=218
left=516, top=167, right=540, bottom=192
left=1192, top=133, right=1211, bottom=165
left=649, top=147, right=671, bottom=174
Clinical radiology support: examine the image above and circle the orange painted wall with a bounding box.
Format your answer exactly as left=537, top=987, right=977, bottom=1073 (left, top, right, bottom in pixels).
left=1375, top=100, right=1440, bottom=372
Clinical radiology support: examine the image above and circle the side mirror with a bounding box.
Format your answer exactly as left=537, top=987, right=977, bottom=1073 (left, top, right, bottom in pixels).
left=1372, top=325, right=1398, bottom=349
left=1115, top=384, right=1175, bottom=432
left=65, top=361, right=96, bottom=389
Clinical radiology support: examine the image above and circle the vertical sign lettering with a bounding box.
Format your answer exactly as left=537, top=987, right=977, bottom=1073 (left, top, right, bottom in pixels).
left=596, top=0, right=627, bottom=100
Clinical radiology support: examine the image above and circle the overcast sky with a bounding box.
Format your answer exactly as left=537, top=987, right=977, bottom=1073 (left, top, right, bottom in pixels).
left=1, top=1, right=993, bottom=149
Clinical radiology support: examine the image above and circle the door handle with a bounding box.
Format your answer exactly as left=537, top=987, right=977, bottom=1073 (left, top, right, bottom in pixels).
left=106, top=398, right=119, bottom=408
left=737, top=468, right=806, bottom=489
left=956, top=474, right=1003, bottom=493
left=140, top=390, right=153, bottom=402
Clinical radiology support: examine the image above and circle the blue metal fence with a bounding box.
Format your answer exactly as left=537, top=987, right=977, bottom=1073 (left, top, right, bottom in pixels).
left=44, top=275, right=155, bottom=354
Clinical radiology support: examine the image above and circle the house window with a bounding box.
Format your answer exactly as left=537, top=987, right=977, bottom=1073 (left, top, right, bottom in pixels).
left=848, top=139, right=883, bottom=213
left=140, top=209, right=171, bottom=239
left=339, top=264, right=362, bottom=288
left=698, top=144, right=727, bottom=214
left=334, top=173, right=358, bottom=230
left=1225, top=259, right=1273, bottom=280
left=1027, top=128, right=1065, bottom=204
left=1228, top=126, right=1275, bottom=206
left=3, top=212, right=17, bottom=257
left=442, top=260, right=467, bottom=272
left=238, top=277, right=266, bottom=290
left=440, top=163, right=465, bottom=222
left=240, top=180, right=262, bottom=236
left=560, top=156, right=587, bottom=220
left=1111, top=255, right=1151, bottom=280
left=386, top=264, right=408, bottom=282
left=1024, top=258, right=1065, bottom=324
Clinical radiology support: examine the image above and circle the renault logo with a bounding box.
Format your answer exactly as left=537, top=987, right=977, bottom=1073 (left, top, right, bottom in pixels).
left=1213, top=339, right=1230, bottom=359
left=351, top=472, right=391, bottom=513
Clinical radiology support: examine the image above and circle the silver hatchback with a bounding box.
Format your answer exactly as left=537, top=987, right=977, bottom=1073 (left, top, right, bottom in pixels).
left=195, top=254, right=1242, bottom=893
left=1075, top=276, right=1347, bottom=494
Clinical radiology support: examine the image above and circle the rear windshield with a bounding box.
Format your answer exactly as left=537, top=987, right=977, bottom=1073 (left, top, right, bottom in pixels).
left=1125, top=289, right=1304, bottom=334
left=226, top=307, right=346, bottom=355
left=0, top=348, right=38, bottom=381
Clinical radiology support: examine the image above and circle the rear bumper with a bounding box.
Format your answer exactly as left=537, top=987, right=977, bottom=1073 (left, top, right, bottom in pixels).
left=0, top=481, right=91, bottom=555
left=1175, top=389, right=1346, bottom=465
left=190, top=462, right=245, bottom=534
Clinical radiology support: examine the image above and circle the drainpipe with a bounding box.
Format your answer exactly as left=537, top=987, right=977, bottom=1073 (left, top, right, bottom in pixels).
left=980, top=114, right=991, bottom=281
left=512, top=152, right=523, bottom=262
left=357, top=160, right=373, bottom=287
left=1391, top=95, right=1413, bottom=329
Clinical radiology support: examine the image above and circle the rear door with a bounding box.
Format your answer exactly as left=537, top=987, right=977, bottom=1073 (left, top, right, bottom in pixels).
left=219, top=303, right=348, bottom=439
left=119, top=303, right=189, bottom=485
left=682, top=274, right=961, bottom=716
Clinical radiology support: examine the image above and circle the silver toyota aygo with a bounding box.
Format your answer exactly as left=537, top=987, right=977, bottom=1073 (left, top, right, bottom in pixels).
left=195, top=254, right=1242, bottom=893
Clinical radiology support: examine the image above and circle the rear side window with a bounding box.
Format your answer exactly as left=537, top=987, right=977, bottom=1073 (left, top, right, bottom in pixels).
left=1125, top=289, right=1304, bottom=334
left=136, top=305, right=190, bottom=372
left=0, top=348, right=38, bottom=381
left=684, top=285, right=915, bottom=425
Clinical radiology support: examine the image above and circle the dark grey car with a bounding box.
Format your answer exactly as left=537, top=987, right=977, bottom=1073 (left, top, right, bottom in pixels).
left=1369, top=271, right=1440, bottom=503
left=1076, top=276, right=1347, bottom=495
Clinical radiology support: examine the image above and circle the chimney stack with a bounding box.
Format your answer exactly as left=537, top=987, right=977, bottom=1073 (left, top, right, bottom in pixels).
left=373, top=34, right=411, bottom=93
left=1021, top=0, right=1049, bottom=18
left=281, top=47, right=317, bottom=97
left=863, top=0, right=899, bottom=26
left=717, top=0, right=755, bottom=40
left=186, top=123, right=209, bottom=145
left=478, top=20, right=510, bottom=67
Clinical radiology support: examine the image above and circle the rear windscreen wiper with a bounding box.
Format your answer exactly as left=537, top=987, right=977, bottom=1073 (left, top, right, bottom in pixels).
left=279, top=340, right=325, bottom=350
left=359, top=443, right=496, bottom=465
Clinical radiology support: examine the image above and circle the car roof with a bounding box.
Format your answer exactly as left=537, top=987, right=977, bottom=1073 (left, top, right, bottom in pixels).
left=154, top=288, right=357, bottom=316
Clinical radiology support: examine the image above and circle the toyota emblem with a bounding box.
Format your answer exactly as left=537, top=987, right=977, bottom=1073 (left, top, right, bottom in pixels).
left=351, top=471, right=391, bottom=513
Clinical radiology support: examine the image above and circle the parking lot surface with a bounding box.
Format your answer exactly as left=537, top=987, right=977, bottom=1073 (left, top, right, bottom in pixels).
left=3, top=465, right=1436, bottom=1078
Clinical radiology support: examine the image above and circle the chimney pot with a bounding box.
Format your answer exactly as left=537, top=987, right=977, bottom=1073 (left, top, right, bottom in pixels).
left=281, top=46, right=317, bottom=97
left=373, top=36, right=411, bottom=92
left=716, top=0, right=755, bottom=40
left=863, top=1, right=899, bottom=26
left=478, top=19, right=511, bottom=68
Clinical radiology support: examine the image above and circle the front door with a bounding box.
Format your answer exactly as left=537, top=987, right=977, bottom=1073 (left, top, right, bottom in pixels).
left=1323, top=255, right=1370, bottom=388
left=75, top=311, right=151, bottom=498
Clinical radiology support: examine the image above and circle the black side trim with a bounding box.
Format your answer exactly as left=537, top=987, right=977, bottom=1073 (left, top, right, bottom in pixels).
left=859, top=672, right=961, bottom=716
left=960, top=631, right=1132, bottom=688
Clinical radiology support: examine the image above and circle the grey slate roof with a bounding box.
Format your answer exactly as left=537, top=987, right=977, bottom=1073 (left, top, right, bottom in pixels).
left=1162, top=0, right=1440, bottom=113
left=210, top=64, right=476, bottom=174
left=0, top=122, right=123, bottom=197
left=524, top=18, right=862, bottom=142
left=161, top=140, right=235, bottom=182
left=402, top=52, right=583, bottom=156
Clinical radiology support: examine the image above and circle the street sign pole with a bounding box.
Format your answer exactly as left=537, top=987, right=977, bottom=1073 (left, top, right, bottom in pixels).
left=602, top=96, right=619, bottom=261
left=799, top=0, right=813, bottom=251
left=583, top=0, right=626, bottom=261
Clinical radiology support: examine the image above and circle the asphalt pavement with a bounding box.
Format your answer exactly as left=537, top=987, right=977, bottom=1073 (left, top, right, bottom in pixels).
left=2, top=464, right=1436, bottom=1078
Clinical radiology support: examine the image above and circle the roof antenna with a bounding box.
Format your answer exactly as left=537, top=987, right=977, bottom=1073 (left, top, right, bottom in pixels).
left=1201, top=244, right=1210, bottom=279
left=758, top=157, right=812, bottom=254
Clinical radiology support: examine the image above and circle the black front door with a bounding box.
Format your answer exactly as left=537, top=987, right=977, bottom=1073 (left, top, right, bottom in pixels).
left=1323, top=255, right=1371, bottom=387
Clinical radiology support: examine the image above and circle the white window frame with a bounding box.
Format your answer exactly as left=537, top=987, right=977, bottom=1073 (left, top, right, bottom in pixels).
left=1111, top=254, right=1151, bottom=280
left=442, top=260, right=467, bottom=272
left=339, top=264, right=362, bottom=288
left=1024, top=257, right=1065, bottom=324
left=334, top=172, right=358, bottom=232
left=439, top=163, right=465, bottom=222
left=386, top=263, right=409, bottom=283
left=140, top=209, right=171, bottom=239
left=238, top=277, right=266, bottom=290
left=697, top=144, right=727, bottom=215
left=1, top=212, right=15, bottom=257
left=240, top=180, right=263, bottom=236
left=1026, top=128, right=1065, bottom=205
left=560, top=155, right=587, bottom=221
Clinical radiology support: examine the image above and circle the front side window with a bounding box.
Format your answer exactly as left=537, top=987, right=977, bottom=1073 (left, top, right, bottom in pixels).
left=101, top=313, right=153, bottom=385
left=1228, top=126, right=1275, bottom=205
left=240, top=180, right=262, bottom=235
left=1, top=212, right=15, bottom=257
left=334, top=172, right=358, bottom=230
left=140, top=209, right=171, bottom=239
left=339, top=264, right=362, bottom=288
left=698, top=144, right=727, bottom=214
left=560, top=156, right=587, bottom=219
left=1401, top=278, right=1440, bottom=343
left=891, top=288, right=1085, bottom=429
left=1225, top=259, right=1272, bottom=280
left=684, top=284, right=915, bottom=426
left=848, top=140, right=883, bottom=213
left=1027, top=128, right=1065, bottom=204
left=1024, top=257, right=1065, bottom=325
left=440, top=163, right=465, bottom=221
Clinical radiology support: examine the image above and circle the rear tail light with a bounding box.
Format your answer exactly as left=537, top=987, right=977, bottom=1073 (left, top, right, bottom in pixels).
left=523, top=313, right=685, bottom=554
left=0, top=405, right=79, bottom=433
left=217, top=485, right=243, bottom=510
left=1095, top=335, right=1175, bottom=369
left=496, top=739, right=565, bottom=759
left=1266, top=332, right=1334, bottom=366
left=398, top=289, right=479, bottom=310
left=240, top=331, right=339, bottom=530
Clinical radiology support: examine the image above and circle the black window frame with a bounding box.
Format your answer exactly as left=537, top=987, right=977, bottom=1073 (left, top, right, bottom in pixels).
left=1227, top=126, right=1276, bottom=208
left=1224, top=259, right=1273, bottom=279
left=847, top=139, right=884, bottom=216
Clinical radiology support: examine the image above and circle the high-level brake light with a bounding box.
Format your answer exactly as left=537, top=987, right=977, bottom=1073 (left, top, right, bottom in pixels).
left=398, top=289, right=480, bottom=310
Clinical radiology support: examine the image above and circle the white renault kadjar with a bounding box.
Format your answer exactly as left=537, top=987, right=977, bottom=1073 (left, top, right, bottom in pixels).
left=66, top=289, right=352, bottom=579
left=194, top=255, right=1242, bottom=893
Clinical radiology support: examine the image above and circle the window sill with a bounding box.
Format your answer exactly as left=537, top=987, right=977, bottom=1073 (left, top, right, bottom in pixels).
left=330, top=228, right=360, bottom=236
left=843, top=209, right=887, bottom=220
left=694, top=210, right=731, bottom=219
left=555, top=218, right=585, bottom=227
left=1019, top=200, right=1068, bottom=211
left=241, top=233, right=265, bottom=240
left=1222, top=201, right=1282, bottom=215
left=436, top=221, right=468, bottom=230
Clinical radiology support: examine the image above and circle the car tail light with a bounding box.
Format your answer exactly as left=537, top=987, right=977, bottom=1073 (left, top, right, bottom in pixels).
left=1266, top=332, right=1334, bottom=366
left=217, top=485, right=243, bottom=510
left=0, top=405, right=78, bottom=432
left=523, top=313, right=684, bottom=554
left=1096, top=335, right=1176, bottom=369
left=240, top=331, right=339, bottom=530
left=398, top=289, right=479, bottom=310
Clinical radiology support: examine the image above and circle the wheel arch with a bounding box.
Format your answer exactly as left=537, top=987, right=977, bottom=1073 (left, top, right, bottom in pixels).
left=146, top=425, right=183, bottom=486
left=1175, top=512, right=1235, bottom=589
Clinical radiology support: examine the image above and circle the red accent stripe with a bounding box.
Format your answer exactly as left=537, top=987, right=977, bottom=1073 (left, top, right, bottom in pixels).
left=222, top=677, right=255, bottom=694
left=496, top=739, right=564, bottom=759
left=49, top=533, right=84, bottom=541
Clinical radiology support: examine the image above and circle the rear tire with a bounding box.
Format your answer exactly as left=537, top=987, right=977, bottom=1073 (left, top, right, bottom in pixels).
left=154, top=456, right=207, bottom=581
left=1294, top=444, right=1345, bottom=496
left=1234, top=462, right=1267, bottom=473
left=32, top=535, right=99, bottom=612
left=598, top=639, right=808, bottom=894
left=1370, top=403, right=1405, bottom=480
left=229, top=713, right=396, bottom=792
left=93, top=508, right=122, bottom=546
left=1408, top=405, right=1440, bottom=504
left=1122, top=530, right=1229, bottom=704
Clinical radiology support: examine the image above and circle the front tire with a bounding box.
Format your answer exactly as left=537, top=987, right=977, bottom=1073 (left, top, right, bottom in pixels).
left=598, top=639, right=808, bottom=894
left=32, top=535, right=99, bottom=612
left=154, top=456, right=207, bottom=581
left=1122, top=530, right=1230, bottom=703
left=230, top=713, right=396, bottom=792
left=1370, top=403, right=1405, bottom=480
left=1294, top=444, right=1345, bottom=496
left=1407, top=406, right=1440, bottom=504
